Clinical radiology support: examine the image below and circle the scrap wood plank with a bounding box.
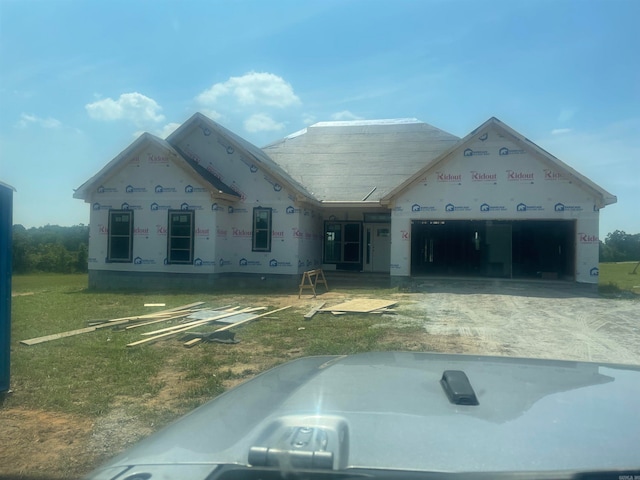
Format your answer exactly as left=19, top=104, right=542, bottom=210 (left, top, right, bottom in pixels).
left=185, top=307, right=266, bottom=324
left=127, top=305, right=291, bottom=348
left=124, top=305, right=238, bottom=330
left=87, top=312, right=177, bottom=326
left=206, top=305, right=292, bottom=333
left=367, top=307, right=397, bottom=314
left=304, top=302, right=326, bottom=320
left=139, top=307, right=263, bottom=336
left=183, top=338, right=202, bottom=348
left=88, top=311, right=180, bottom=325
left=124, top=313, right=190, bottom=330
left=319, top=299, right=397, bottom=313
left=103, top=301, right=206, bottom=323
left=23, top=317, right=138, bottom=344
left=21, top=302, right=208, bottom=346
left=21, top=326, right=98, bottom=346
left=23, top=314, right=163, bottom=344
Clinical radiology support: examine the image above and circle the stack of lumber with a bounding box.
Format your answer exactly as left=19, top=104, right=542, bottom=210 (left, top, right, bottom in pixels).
left=20, top=302, right=292, bottom=349
left=127, top=305, right=292, bottom=348
left=20, top=302, right=206, bottom=346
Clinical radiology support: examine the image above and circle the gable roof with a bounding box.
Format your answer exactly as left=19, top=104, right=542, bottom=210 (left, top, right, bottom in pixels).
left=73, top=132, right=240, bottom=201
left=381, top=117, right=617, bottom=208
left=166, top=113, right=317, bottom=204
left=263, top=119, right=460, bottom=204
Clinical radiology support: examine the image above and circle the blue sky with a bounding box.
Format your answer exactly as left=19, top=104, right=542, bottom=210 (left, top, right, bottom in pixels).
left=1, top=0, right=638, bottom=237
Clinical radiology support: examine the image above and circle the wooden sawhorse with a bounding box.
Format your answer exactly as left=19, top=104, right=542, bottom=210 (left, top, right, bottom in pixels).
left=298, top=269, right=329, bottom=298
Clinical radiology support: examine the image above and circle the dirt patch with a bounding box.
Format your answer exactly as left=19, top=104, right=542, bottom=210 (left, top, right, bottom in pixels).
left=0, top=408, right=94, bottom=479
left=394, top=279, right=640, bottom=365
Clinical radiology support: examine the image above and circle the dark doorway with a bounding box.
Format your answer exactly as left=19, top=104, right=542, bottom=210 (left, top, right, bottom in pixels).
left=324, top=221, right=363, bottom=271
left=411, top=220, right=575, bottom=279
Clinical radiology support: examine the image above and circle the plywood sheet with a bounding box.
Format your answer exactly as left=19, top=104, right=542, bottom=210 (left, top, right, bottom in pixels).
left=319, top=299, right=397, bottom=313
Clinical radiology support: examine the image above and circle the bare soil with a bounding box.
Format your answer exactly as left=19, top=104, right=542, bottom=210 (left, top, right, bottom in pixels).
left=1, top=280, right=638, bottom=479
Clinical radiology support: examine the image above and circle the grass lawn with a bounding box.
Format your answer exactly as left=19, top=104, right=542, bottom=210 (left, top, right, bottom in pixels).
left=598, top=262, right=640, bottom=296
left=4, top=268, right=636, bottom=478
left=4, top=273, right=429, bottom=479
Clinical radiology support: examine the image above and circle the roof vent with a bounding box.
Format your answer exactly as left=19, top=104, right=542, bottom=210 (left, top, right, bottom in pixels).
left=440, top=370, right=479, bottom=406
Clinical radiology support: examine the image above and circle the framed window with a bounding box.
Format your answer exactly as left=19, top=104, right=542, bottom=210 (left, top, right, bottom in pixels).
left=108, top=210, right=133, bottom=262
left=324, top=221, right=362, bottom=263
left=252, top=207, right=272, bottom=252
left=168, top=210, right=194, bottom=264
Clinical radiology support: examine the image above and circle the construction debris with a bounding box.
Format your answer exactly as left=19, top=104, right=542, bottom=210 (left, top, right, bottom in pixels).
left=181, top=330, right=238, bottom=347
left=317, top=299, right=398, bottom=315
left=303, top=302, right=326, bottom=320
left=20, top=301, right=292, bottom=349
left=185, top=308, right=262, bottom=324
left=20, top=326, right=100, bottom=346
left=20, top=301, right=207, bottom=346
left=126, top=305, right=292, bottom=348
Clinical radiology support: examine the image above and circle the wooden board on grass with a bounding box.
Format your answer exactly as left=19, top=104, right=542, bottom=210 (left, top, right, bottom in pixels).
left=20, top=326, right=97, bottom=346
left=304, top=302, right=326, bottom=319
left=319, top=299, right=397, bottom=313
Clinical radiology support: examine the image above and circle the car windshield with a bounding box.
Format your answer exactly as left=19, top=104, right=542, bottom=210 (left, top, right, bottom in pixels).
left=1, top=1, right=639, bottom=479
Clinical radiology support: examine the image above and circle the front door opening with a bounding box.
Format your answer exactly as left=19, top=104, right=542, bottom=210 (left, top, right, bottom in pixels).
left=364, top=224, right=391, bottom=272
left=324, top=221, right=362, bottom=271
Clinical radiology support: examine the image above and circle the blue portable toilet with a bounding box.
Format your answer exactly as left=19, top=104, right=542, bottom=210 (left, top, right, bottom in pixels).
left=0, top=181, right=15, bottom=393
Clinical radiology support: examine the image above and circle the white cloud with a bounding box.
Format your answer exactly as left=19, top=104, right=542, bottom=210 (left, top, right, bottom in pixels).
left=197, top=72, right=300, bottom=108
left=200, top=108, right=223, bottom=121
left=551, top=128, right=572, bottom=135
left=331, top=110, right=363, bottom=121
left=16, top=113, right=61, bottom=129
left=158, top=122, right=181, bottom=138
left=85, top=92, right=165, bottom=125
left=244, top=113, right=285, bottom=132
left=132, top=122, right=182, bottom=139
left=302, top=113, right=317, bottom=125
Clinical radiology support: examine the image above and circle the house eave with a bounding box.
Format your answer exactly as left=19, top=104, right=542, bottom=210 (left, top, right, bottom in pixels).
left=211, top=191, right=241, bottom=203
left=319, top=200, right=384, bottom=209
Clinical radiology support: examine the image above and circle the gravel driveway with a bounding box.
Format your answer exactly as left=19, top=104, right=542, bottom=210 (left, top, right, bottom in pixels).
left=398, top=279, right=640, bottom=366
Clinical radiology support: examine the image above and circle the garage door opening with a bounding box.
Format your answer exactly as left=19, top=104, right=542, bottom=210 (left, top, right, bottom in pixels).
left=411, top=220, right=575, bottom=280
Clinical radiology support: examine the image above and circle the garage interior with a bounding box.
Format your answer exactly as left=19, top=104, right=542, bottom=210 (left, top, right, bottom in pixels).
left=411, top=219, right=576, bottom=280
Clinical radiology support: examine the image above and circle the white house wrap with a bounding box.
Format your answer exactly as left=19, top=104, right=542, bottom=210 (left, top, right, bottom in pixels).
left=75, top=114, right=615, bottom=290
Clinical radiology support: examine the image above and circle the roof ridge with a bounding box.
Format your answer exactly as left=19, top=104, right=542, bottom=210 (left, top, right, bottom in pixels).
left=310, top=118, right=421, bottom=127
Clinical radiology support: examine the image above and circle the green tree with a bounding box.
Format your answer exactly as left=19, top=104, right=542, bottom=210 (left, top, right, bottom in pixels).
left=12, top=224, right=89, bottom=273
left=601, top=230, right=640, bottom=262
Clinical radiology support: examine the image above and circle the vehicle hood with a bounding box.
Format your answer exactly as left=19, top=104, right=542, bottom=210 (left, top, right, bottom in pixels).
left=86, top=352, right=640, bottom=479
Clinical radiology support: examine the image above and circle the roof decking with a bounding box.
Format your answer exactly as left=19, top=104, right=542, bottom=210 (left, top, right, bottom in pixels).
left=263, top=119, right=460, bottom=203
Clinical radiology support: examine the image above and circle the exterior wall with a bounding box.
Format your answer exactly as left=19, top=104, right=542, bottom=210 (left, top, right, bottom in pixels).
left=296, top=207, right=324, bottom=272
left=389, top=125, right=602, bottom=284
left=87, top=128, right=326, bottom=289
left=575, top=215, right=601, bottom=283
left=87, top=142, right=217, bottom=274
left=173, top=128, right=322, bottom=276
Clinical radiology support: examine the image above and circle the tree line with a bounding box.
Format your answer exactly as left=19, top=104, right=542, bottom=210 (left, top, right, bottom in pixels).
left=8, top=224, right=640, bottom=274
left=599, top=230, right=640, bottom=263
left=12, top=224, right=89, bottom=274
